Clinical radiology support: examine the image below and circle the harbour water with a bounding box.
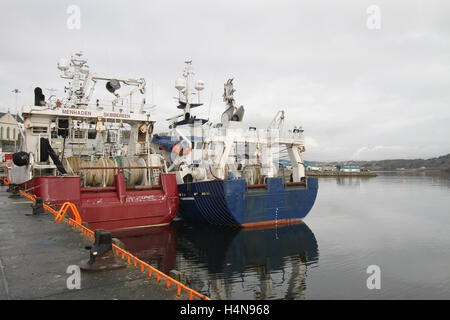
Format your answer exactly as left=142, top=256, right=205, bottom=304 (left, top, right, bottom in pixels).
left=115, top=172, right=450, bottom=300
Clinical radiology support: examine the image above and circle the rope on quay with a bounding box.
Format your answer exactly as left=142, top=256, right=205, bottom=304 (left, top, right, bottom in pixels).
left=4, top=179, right=210, bottom=300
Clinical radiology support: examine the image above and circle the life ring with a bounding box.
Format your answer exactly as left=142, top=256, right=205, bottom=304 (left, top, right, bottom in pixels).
left=3, top=177, right=10, bottom=185
left=172, top=143, right=192, bottom=156
left=148, top=123, right=154, bottom=135
left=182, top=147, right=192, bottom=156
left=172, top=143, right=181, bottom=155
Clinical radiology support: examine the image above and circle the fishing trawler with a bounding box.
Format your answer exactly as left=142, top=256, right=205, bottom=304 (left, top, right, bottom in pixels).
left=8, top=52, right=178, bottom=230
left=151, top=60, right=318, bottom=227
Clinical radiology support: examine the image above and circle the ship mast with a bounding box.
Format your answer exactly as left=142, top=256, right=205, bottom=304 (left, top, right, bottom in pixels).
left=172, top=59, right=205, bottom=127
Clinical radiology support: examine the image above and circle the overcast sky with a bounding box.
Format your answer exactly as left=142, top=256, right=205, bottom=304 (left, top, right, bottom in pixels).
left=1, top=0, right=449, bottom=161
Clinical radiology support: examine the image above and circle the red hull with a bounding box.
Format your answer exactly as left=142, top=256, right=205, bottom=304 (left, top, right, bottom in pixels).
left=22, top=173, right=179, bottom=231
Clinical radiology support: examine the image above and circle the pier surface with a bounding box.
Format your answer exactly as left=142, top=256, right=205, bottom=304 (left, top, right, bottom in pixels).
left=0, top=186, right=191, bottom=300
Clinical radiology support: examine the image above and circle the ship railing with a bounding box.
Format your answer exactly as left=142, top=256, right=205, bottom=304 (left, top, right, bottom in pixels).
left=245, top=170, right=307, bottom=189
left=77, top=166, right=163, bottom=191
left=240, top=164, right=307, bottom=189
left=247, top=180, right=307, bottom=189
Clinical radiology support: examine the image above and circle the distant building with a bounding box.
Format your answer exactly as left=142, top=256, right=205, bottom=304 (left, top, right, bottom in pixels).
left=304, top=161, right=322, bottom=171
left=0, top=111, right=23, bottom=153
left=278, top=159, right=292, bottom=168
left=337, top=164, right=360, bottom=172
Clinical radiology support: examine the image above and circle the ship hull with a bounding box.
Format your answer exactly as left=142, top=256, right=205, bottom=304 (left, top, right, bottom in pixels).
left=20, top=173, right=179, bottom=231
left=177, top=177, right=318, bottom=227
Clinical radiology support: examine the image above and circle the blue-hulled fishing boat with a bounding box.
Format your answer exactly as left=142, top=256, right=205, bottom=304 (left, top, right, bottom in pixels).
left=177, top=177, right=318, bottom=227
left=152, top=60, right=318, bottom=227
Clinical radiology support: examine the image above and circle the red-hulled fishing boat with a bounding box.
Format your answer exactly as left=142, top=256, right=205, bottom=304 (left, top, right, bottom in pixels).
left=8, top=52, right=178, bottom=230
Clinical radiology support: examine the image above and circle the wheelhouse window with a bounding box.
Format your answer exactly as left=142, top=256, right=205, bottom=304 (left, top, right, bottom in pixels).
left=32, top=126, right=48, bottom=134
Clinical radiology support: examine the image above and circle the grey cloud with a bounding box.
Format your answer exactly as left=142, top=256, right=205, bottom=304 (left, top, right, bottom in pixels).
left=1, top=0, right=449, bottom=161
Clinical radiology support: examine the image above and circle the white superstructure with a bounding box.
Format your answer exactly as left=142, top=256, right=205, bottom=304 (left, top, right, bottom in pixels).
left=152, top=61, right=307, bottom=185
left=10, top=52, right=163, bottom=185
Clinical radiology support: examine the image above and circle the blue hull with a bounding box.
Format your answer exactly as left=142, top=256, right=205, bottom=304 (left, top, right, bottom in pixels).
left=177, top=177, right=318, bottom=226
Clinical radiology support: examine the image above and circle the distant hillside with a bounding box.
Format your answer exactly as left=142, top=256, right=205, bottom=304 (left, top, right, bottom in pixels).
left=310, top=153, right=450, bottom=172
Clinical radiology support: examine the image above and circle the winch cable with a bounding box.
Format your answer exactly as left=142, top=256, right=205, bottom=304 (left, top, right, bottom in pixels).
left=4, top=179, right=210, bottom=300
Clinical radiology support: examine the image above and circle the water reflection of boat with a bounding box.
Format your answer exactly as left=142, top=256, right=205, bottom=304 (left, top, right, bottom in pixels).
left=173, top=221, right=319, bottom=300
left=111, top=225, right=176, bottom=274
